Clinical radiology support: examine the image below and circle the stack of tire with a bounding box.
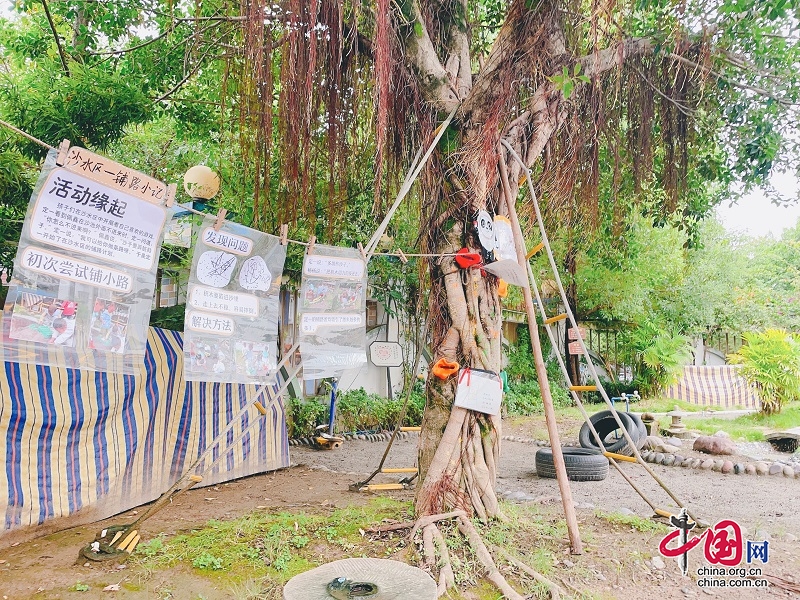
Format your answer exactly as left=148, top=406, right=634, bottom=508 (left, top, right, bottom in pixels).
left=578, top=410, right=647, bottom=457
left=534, top=410, right=646, bottom=482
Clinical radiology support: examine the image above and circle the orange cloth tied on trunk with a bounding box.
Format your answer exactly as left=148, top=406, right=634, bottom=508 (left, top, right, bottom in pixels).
left=454, top=248, right=482, bottom=269
left=431, top=358, right=460, bottom=380
left=498, top=279, right=508, bottom=298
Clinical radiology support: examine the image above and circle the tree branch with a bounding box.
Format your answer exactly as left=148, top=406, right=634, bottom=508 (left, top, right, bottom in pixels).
left=401, top=0, right=460, bottom=111
left=88, top=24, right=175, bottom=56
left=669, top=52, right=797, bottom=107
left=41, top=0, right=70, bottom=76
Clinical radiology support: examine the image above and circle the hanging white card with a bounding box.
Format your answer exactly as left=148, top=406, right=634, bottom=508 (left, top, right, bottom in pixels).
left=493, top=215, right=516, bottom=261
left=482, top=259, right=528, bottom=287
left=455, top=368, right=503, bottom=415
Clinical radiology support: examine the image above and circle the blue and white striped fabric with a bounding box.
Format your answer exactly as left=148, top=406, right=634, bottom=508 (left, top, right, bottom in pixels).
left=0, top=327, right=289, bottom=542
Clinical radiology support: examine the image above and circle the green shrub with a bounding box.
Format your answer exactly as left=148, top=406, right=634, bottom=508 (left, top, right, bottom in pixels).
left=286, top=385, right=425, bottom=437
left=622, top=320, right=692, bottom=396
left=728, top=329, right=800, bottom=415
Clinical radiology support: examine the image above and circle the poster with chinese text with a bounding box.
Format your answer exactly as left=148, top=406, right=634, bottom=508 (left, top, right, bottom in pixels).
left=184, top=215, right=286, bottom=384
left=298, top=245, right=367, bottom=379
left=1, top=148, right=169, bottom=374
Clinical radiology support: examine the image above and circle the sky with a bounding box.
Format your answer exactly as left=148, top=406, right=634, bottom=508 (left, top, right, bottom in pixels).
left=716, top=172, right=800, bottom=240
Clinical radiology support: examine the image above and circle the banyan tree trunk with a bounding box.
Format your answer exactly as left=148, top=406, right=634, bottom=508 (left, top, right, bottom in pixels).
left=416, top=222, right=504, bottom=520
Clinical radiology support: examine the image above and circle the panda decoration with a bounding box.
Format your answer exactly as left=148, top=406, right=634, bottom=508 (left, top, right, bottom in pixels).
left=475, top=210, right=496, bottom=261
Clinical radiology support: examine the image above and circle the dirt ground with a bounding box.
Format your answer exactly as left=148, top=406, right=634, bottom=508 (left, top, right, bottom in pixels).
left=1, top=419, right=799, bottom=600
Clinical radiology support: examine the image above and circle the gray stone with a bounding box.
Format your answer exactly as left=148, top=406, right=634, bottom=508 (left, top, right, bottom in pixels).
left=784, top=466, right=795, bottom=477
left=769, top=463, right=784, bottom=475
left=733, top=463, right=745, bottom=474
left=713, top=430, right=731, bottom=438
left=641, top=451, right=652, bottom=461
left=691, top=458, right=702, bottom=468
left=712, top=460, right=724, bottom=472
left=505, top=491, right=535, bottom=501
left=673, top=455, right=684, bottom=464
left=657, top=443, right=681, bottom=454
left=693, top=435, right=736, bottom=455
left=651, top=556, right=666, bottom=570
left=665, top=437, right=684, bottom=447
left=663, top=455, right=676, bottom=466
left=644, top=435, right=663, bottom=450
left=616, top=507, right=635, bottom=516
left=755, top=462, right=769, bottom=475
left=701, top=459, right=715, bottom=470
left=745, top=464, right=756, bottom=475
left=655, top=452, right=665, bottom=465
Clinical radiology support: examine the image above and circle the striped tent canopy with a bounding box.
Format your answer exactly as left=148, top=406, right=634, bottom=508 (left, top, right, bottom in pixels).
left=0, top=327, right=289, bottom=544
left=666, top=365, right=760, bottom=409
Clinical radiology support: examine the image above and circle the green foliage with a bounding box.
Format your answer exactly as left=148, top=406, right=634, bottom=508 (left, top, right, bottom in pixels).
left=504, top=328, right=571, bottom=415
left=192, top=552, right=224, bottom=571
left=0, top=63, right=151, bottom=158
left=286, top=386, right=425, bottom=437
left=728, top=329, right=800, bottom=414
left=622, top=320, right=692, bottom=396
left=149, top=304, right=187, bottom=331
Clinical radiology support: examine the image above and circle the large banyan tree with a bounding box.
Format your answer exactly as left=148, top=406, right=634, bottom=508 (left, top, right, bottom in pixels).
left=4, top=0, right=800, bottom=594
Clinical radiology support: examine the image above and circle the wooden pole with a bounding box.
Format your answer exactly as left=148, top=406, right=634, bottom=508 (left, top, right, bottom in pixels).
left=498, top=152, right=583, bottom=554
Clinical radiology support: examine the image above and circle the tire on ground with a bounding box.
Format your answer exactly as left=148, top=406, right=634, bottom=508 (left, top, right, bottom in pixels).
left=578, top=410, right=644, bottom=456
left=535, top=447, right=609, bottom=481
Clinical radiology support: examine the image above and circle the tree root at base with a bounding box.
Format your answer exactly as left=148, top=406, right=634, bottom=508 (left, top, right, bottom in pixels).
left=411, top=512, right=565, bottom=599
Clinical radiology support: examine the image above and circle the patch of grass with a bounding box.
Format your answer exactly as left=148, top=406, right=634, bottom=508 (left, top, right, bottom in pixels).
left=656, top=403, right=800, bottom=441
left=634, top=397, right=703, bottom=413
left=594, top=510, right=669, bottom=534
left=132, top=498, right=414, bottom=585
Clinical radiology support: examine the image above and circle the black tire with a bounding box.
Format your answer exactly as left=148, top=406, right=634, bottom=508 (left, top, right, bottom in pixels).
left=627, top=411, right=648, bottom=443
left=578, top=410, right=643, bottom=456
left=535, top=447, right=609, bottom=482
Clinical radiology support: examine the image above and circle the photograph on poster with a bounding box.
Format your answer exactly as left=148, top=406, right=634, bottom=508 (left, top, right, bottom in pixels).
left=187, top=337, right=233, bottom=374
left=303, top=281, right=334, bottom=308
left=234, top=340, right=275, bottom=378
left=88, top=298, right=130, bottom=354
left=336, top=283, right=363, bottom=310
left=9, top=291, right=78, bottom=347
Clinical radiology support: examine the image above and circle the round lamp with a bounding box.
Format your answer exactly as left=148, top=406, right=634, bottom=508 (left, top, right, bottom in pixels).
left=183, top=165, right=220, bottom=203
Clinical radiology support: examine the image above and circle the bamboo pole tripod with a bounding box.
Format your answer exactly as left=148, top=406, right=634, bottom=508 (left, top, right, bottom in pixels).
left=500, top=140, right=702, bottom=527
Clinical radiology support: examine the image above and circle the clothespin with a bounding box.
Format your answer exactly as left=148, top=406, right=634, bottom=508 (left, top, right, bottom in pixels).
left=165, top=183, right=177, bottom=208
left=307, top=235, right=316, bottom=254
left=55, top=139, right=70, bottom=166
left=213, top=208, right=227, bottom=231
left=279, top=224, right=288, bottom=246
left=357, top=242, right=367, bottom=262
left=396, top=248, right=409, bottom=264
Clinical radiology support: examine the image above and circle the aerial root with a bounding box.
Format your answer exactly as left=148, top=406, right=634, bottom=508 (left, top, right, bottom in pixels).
left=412, top=510, right=548, bottom=599
left=489, top=543, right=566, bottom=600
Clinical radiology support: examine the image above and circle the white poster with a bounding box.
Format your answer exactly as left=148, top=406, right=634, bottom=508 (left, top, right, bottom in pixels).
left=298, top=245, right=367, bottom=380
left=183, top=215, right=286, bottom=385
left=2, top=148, right=169, bottom=374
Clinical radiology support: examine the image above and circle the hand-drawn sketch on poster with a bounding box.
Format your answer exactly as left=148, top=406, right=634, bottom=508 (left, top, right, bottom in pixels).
left=1, top=148, right=169, bottom=374
left=184, top=216, right=286, bottom=384
left=298, top=246, right=367, bottom=380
